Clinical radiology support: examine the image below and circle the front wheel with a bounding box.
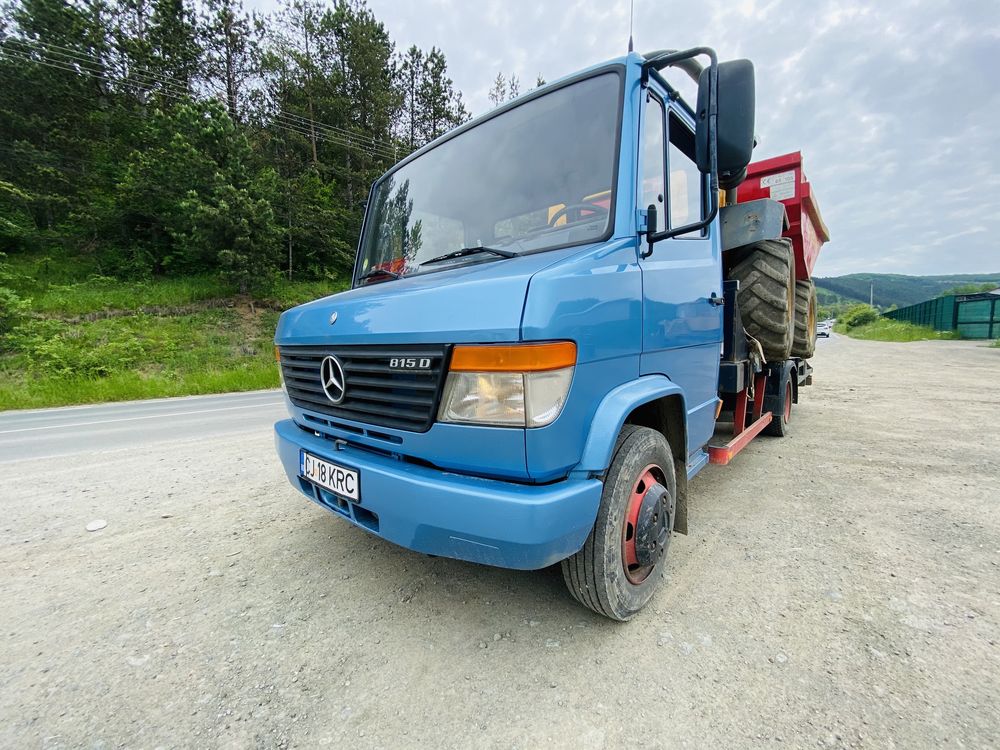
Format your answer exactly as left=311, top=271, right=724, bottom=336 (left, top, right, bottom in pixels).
left=561, top=425, right=677, bottom=621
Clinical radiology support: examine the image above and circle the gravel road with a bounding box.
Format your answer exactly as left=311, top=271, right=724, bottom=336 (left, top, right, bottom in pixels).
left=2, top=335, right=998, bottom=749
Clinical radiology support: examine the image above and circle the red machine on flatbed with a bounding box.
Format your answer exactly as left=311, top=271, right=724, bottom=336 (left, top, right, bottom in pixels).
left=740, top=151, right=831, bottom=280
left=708, top=151, right=830, bottom=465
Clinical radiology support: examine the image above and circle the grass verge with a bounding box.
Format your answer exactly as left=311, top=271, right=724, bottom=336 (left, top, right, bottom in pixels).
left=1, top=256, right=349, bottom=410
left=0, top=308, right=282, bottom=410
left=6, top=254, right=346, bottom=315
left=835, top=318, right=961, bottom=342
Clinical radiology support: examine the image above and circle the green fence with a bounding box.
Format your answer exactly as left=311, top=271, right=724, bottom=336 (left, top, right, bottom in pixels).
left=884, top=293, right=999, bottom=339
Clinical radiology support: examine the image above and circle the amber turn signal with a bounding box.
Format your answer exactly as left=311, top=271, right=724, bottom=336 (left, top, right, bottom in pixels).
left=449, top=341, right=577, bottom=372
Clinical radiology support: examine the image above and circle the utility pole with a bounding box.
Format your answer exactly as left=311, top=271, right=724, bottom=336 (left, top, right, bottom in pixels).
left=870, top=282, right=874, bottom=306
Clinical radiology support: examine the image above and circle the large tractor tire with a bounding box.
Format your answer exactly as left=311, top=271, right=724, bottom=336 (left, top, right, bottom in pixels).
left=561, top=425, right=677, bottom=621
left=729, top=239, right=795, bottom=361
left=792, top=279, right=818, bottom=359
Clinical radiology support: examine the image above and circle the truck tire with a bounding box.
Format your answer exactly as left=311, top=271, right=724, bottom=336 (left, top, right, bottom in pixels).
left=729, top=239, right=795, bottom=361
left=791, top=279, right=817, bottom=359
left=561, top=425, right=676, bottom=621
left=763, top=377, right=793, bottom=437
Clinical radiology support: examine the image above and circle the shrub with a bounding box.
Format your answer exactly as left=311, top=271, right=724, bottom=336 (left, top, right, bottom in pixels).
left=0, top=253, right=32, bottom=337
left=0, top=286, right=31, bottom=338
left=11, top=320, right=149, bottom=378
left=840, top=303, right=880, bottom=329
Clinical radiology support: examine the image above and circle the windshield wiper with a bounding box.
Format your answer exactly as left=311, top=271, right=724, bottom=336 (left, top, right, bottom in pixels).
left=419, top=246, right=518, bottom=267
left=358, top=267, right=402, bottom=284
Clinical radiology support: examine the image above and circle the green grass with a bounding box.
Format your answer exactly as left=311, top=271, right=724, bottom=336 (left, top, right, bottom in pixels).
left=6, top=253, right=348, bottom=315
left=0, top=254, right=351, bottom=410
left=263, top=276, right=348, bottom=309
left=6, top=254, right=235, bottom=314
left=0, top=308, right=286, bottom=409
left=835, top=318, right=961, bottom=342
left=29, top=274, right=236, bottom=315
left=0, top=308, right=283, bottom=410
left=0, top=364, right=280, bottom=410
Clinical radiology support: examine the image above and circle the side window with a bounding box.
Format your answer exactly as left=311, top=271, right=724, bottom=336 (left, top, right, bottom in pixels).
left=667, top=112, right=704, bottom=230
left=641, top=95, right=666, bottom=214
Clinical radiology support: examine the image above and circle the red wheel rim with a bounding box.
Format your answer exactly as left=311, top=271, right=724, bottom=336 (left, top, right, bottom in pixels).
left=783, top=381, right=793, bottom=423
left=622, top=463, right=665, bottom=584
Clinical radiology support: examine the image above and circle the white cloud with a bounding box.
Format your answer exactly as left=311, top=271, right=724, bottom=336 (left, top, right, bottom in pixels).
left=245, top=0, right=1000, bottom=275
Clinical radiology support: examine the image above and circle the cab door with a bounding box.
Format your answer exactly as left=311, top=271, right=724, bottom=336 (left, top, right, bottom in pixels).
left=637, top=85, right=723, bottom=457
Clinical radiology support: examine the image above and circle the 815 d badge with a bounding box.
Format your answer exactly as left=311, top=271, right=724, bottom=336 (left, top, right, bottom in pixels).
left=389, top=357, right=432, bottom=370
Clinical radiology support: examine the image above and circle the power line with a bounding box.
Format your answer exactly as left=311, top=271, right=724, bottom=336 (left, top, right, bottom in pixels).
left=9, top=35, right=401, bottom=157
left=2, top=37, right=399, bottom=161
left=14, top=34, right=398, bottom=156
left=4, top=39, right=397, bottom=160
left=5, top=46, right=396, bottom=160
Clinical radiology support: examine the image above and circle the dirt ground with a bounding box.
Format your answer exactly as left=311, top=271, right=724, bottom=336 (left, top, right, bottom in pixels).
left=2, top=335, right=998, bottom=749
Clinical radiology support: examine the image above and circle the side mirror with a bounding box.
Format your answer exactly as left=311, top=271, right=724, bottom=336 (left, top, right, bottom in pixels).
left=642, top=203, right=658, bottom=258
left=695, top=59, right=755, bottom=190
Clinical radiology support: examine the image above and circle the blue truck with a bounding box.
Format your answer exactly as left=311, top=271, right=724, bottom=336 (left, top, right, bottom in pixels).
left=274, top=48, right=827, bottom=620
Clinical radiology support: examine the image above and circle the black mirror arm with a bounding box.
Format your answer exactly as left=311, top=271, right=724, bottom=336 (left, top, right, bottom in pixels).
left=641, top=46, right=716, bottom=85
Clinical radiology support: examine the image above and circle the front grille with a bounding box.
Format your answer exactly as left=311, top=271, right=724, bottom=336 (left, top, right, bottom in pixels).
left=279, top=344, right=449, bottom=432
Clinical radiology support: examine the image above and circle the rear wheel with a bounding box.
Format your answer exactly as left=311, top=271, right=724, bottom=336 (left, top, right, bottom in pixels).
left=764, top=377, right=793, bottom=437
left=561, top=425, right=677, bottom=621
left=792, top=279, right=817, bottom=359
left=729, top=239, right=795, bottom=361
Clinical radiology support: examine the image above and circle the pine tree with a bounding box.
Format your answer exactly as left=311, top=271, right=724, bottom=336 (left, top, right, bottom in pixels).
left=399, top=45, right=424, bottom=151
left=0, top=0, right=111, bottom=241
left=324, top=1, right=400, bottom=208
left=507, top=73, right=519, bottom=99
left=201, top=0, right=259, bottom=123
left=147, top=0, right=200, bottom=91
left=113, top=100, right=280, bottom=286
left=0, top=0, right=473, bottom=283
left=489, top=71, right=528, bottom=106
left=488, top=72, right=506, bottom=108
left=419, top=47, right=467, bottom=142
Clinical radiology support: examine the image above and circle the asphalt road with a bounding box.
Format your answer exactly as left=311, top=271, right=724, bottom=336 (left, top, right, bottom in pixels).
left=0, top=390, right=285, bottom=462
left=2, top=335, right=998, bottom=749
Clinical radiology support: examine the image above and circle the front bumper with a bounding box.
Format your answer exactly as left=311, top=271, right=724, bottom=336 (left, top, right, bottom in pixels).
left=274, top=419, right=602, bottom=570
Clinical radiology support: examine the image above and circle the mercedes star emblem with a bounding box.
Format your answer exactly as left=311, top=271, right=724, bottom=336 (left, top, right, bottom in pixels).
left=320, top=355, right=346, bottom=404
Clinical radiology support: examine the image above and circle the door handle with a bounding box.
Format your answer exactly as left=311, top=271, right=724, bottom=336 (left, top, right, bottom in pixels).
left=709, top=292, right=724, bottom=306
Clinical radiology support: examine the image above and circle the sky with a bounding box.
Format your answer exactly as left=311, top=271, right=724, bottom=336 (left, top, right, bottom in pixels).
left=249, top=0, right=1000, bottom=277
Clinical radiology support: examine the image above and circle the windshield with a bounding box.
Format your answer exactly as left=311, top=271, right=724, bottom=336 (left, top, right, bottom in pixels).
left=356, top=71, right=621, bottom=282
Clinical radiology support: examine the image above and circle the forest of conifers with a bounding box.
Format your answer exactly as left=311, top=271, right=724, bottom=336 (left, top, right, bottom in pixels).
left=0, top=0, right=479, bottom=291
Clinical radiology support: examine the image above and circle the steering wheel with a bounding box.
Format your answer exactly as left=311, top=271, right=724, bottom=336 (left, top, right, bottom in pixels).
left=547, top=202, right=610, bottom=228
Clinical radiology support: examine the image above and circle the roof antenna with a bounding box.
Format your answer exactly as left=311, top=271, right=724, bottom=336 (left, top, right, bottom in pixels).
left=627, top=0, right=635, bottom=52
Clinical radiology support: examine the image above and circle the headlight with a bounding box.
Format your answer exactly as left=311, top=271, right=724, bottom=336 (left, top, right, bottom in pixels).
left=437, top=342, right=575, bottom=428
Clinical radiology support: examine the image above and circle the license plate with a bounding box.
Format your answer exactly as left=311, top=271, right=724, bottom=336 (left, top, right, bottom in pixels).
left=300, top=452, right=359, bottom=501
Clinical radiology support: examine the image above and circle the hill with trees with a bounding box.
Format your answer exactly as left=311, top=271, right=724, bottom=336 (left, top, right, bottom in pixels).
left=0, top=0, right=473, bottom=291
left=0, top=0, right=511, bottom=408
left=814, top=273, right=1000, bottom=310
